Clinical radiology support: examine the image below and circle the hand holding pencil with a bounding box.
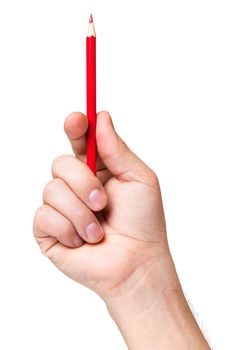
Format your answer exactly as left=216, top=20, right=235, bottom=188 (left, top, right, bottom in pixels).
left=33, top=106, right=169, bottom=295
left=33, top=15, right=211, bottom=350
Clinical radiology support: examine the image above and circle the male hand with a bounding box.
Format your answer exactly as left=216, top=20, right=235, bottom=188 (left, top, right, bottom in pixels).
left=33, top=111, right=168, bottom=299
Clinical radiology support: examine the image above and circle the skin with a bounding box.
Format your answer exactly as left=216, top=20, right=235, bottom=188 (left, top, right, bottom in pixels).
left=33, top=111, right=211, bottom=349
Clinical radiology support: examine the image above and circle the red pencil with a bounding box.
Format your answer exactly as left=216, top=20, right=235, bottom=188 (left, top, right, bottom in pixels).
left=86, top=14, right=97, bottom=175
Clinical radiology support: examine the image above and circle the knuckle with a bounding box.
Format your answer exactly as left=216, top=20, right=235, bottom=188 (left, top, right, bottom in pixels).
left=147, top=169, right=160, bottom=186
left=136, top=167, right=159, bottom=187
left=76, top=207, right=86, bottom=221
left=33, top=205, right=49, bottom=232
left=43, top=178, right=63, bottom=199
left=98, top=110, right=110, bottom=118
left=59, top=219, right=74, bottom=237
left=51, top=154, right=73, bottom=175
left=35, top=204, right=46, bottom=219
left=58, top=223, right=75, bottom=243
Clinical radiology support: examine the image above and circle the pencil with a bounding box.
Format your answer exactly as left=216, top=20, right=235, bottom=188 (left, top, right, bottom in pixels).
left=86, top=13, right=97, bottom=175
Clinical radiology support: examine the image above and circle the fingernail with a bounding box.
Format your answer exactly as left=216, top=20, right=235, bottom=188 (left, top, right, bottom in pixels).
left=88, top=189, right=107, bottom=210
left=86, top=222, right=103, bottom=242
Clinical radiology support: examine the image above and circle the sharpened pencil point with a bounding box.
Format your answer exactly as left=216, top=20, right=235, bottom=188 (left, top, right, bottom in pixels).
left=87, top=13, right=96, bottom=37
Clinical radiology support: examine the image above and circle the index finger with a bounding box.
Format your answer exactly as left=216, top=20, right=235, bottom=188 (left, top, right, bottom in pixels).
left=64, top=112, right=88, bottom=156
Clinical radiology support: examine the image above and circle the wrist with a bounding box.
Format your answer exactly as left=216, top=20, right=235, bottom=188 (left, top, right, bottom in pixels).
left=105, top=252, right=210, bottom=350
left=105, top=251, right=184, bottom=322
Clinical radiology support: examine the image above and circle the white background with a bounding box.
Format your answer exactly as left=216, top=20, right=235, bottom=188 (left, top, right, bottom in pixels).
left=0, top=0, right=240, bottom=349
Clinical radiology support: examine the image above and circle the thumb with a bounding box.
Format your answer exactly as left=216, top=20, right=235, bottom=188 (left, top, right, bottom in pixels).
left=96, top=111, right=155, bottom=184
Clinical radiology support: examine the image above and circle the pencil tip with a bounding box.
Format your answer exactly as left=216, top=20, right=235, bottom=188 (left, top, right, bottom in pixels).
left=89, top=14, right=93, bottom=23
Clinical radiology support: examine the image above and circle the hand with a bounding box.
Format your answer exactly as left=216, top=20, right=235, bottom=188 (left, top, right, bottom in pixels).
left=33, top=110, right=168, bottom=299
left=33, top=111, right=210, bottom=350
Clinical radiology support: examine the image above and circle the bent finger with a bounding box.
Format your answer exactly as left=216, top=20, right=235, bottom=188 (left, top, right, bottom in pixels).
left=33, top=205, right=84, bottom=252
left=51, top=155, right=108, bottom=212
left=43, top=179, right=104, bottom=244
